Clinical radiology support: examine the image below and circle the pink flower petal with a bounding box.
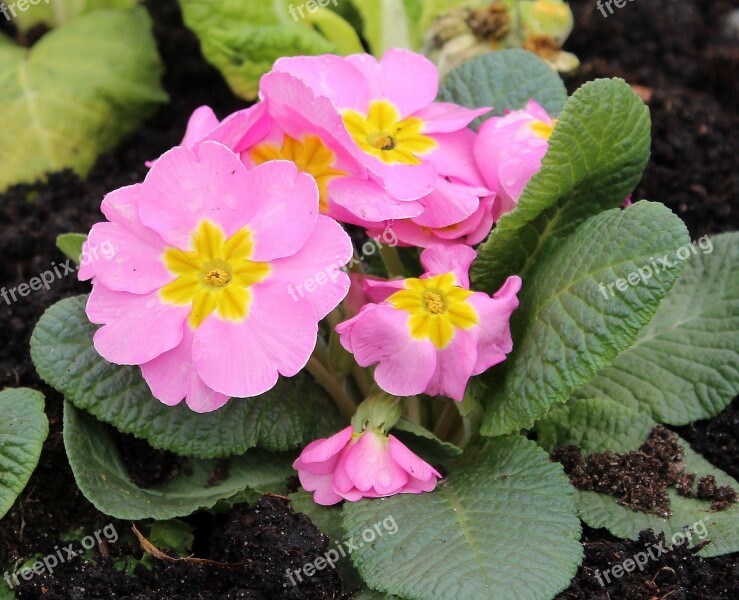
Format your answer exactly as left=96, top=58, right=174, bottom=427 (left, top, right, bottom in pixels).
left=273, top=54, right=369, bottom=111
left=206, top=102, right=271, bottom=152
left=467, top=276, right=522, bottom=375
left=423, top=328, right=478, bottom=401
left=87, top=285, right=189, bottom=365
left=181, top=105, right=221, bottom=147
left=348, top=49, right=439, bottom=117
left=388, top=435, right=441, bottom=481
left=416, top=103, right=491, bottom=133
left=139, top=142, right=258, bottom=249
left=420, top=244, right=477, bottom=287
left=342, top=431, right=408, bottom=495
left=192, top=281, right=318, bottom=398
left=299, top=470, right=344, bottom=505
left=269, top=215, right=351, bottom=319
left=297, top=427, right=354, bottom=467
left=242, top=161, right=319, bottom=262
left=329, top=177, right=423, bottom=223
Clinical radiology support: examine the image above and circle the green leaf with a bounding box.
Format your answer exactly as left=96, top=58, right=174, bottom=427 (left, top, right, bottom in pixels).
left=0, top=389, right=49, bottom=520
left=178, top=0, right=340, bottom=101
left=63, top=402, right=293, bottom=520
left=349, top=0, right=417, bottom=56
left=472, top=78, right=651, bottom=293
left=307, top=7, right=364, bottom=55
left=480, top=201, right=690, bottom=437
left=0, top=8, right=167, bottom=192
left=573, top=232, right=739, bottom=424
left=538, top=398, right=739, bottom=558
left=342, top=435, right=582, bottom=600
left=31, top=296, right=343, bottom=459
left=289, top=491, right=363, bottom=590
left=56, top=233, right=87, bottom=265
left=437, top=49, right=568, bottom=129
left=12, top=0, right=137, bottom=31
left=390, top=417, right=462, bottom=466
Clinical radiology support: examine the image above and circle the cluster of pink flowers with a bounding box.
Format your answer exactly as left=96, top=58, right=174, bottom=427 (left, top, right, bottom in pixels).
left=81, top=49, right=560, bottom=504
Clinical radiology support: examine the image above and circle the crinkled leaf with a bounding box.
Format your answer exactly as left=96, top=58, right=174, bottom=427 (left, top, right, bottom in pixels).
left=31, top=296, right=343, bottom=459
left=573, top=232, right=739, bottom=424
left=472, top=78, right=651, bottom=292
left=342, top=435, right=582, bottom=600
left=480, top=201, right=689, bottom=437
left=0, top=388, right=48, bottom=519
left=391, top=417, right=462, bottom=466
left=538, top=398, right=739, bottom=558
left=0, top=8, right=167, bottom=192
left=437, top=49, right=568, bottom=129
left=63, top=402, right=293, bottom=520
left=178, top=0, right=343, bottom=100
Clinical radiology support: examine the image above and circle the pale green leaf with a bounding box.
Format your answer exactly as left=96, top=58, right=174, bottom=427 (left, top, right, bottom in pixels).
left=481, top=201, right=689, bottom=436
left=178, top=0, right=340, bottom=100
left=342, top=435, right=582, bottom=600
left=0, top=8, right=167, bottom=192
left=12, top=0, right=137, bottom=31
left=31, top=296, right=343, bottom=459
left=56, top=233, right=87, bottom=265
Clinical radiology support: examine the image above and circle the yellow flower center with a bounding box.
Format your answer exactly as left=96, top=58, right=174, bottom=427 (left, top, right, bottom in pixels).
left=531, top=118, right=558, bottom=140
left=250, top=134, right=347, bottom=213
left=160, top=220, right=271, bottom=328
left=388, top=274, right=478, bottom=349
left=342, top=100, right=437, bottom=165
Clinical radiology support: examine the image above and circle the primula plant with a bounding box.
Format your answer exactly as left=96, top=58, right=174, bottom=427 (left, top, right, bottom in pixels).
left=21, top=42, right=739, bottom=600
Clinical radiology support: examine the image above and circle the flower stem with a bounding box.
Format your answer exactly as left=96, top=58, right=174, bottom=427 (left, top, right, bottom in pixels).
left=379, top=245, right=405, bottom=279
left=433, top=400, right=460, bottom=441
left=306, top=356, right=357, bottom=421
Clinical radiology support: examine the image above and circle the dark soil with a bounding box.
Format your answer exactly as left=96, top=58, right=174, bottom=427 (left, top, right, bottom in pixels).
left=556, top=527, right=738, bottom=600
left=553, top=426, right=686, bottom=517
left=554, top=426, right=737, bottom=517
left=13, top=495, right=344, bottom=600
left=565, top=0, right=739, bottom=239
left=0, top=0, right=736, bottom=598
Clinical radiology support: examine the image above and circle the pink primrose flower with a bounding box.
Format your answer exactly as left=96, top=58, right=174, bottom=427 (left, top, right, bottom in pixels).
left=336, top=245, right=521, bottom=401
left=80, top=141, right=352, bottom=412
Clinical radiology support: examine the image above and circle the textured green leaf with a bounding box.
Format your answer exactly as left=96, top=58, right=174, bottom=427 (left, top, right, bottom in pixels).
left=437, top=49, right=568, bottom=129
left=0, top=389, right=48, bottom=520
left=538, top=398, right=739, bottom=558
left=307, top=7, right=364, bottom=54
left=0, top=8, right=167, bottom=192
left=390, top=417, right=462, bottom=466
left=56, top=233, right=87, bottom=265
left=179, top=0, right=340, bottom=100
left=481, top=201, right=689, bottom=437
left=342, top=435, right=582, bottom=600
left=573, top=232, right=739, bottom=424
left=64, top=402, right=293, bottom=520
left=472, top=78, right=651, bottom=293
left=31, top=296, right=343, bottom=459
